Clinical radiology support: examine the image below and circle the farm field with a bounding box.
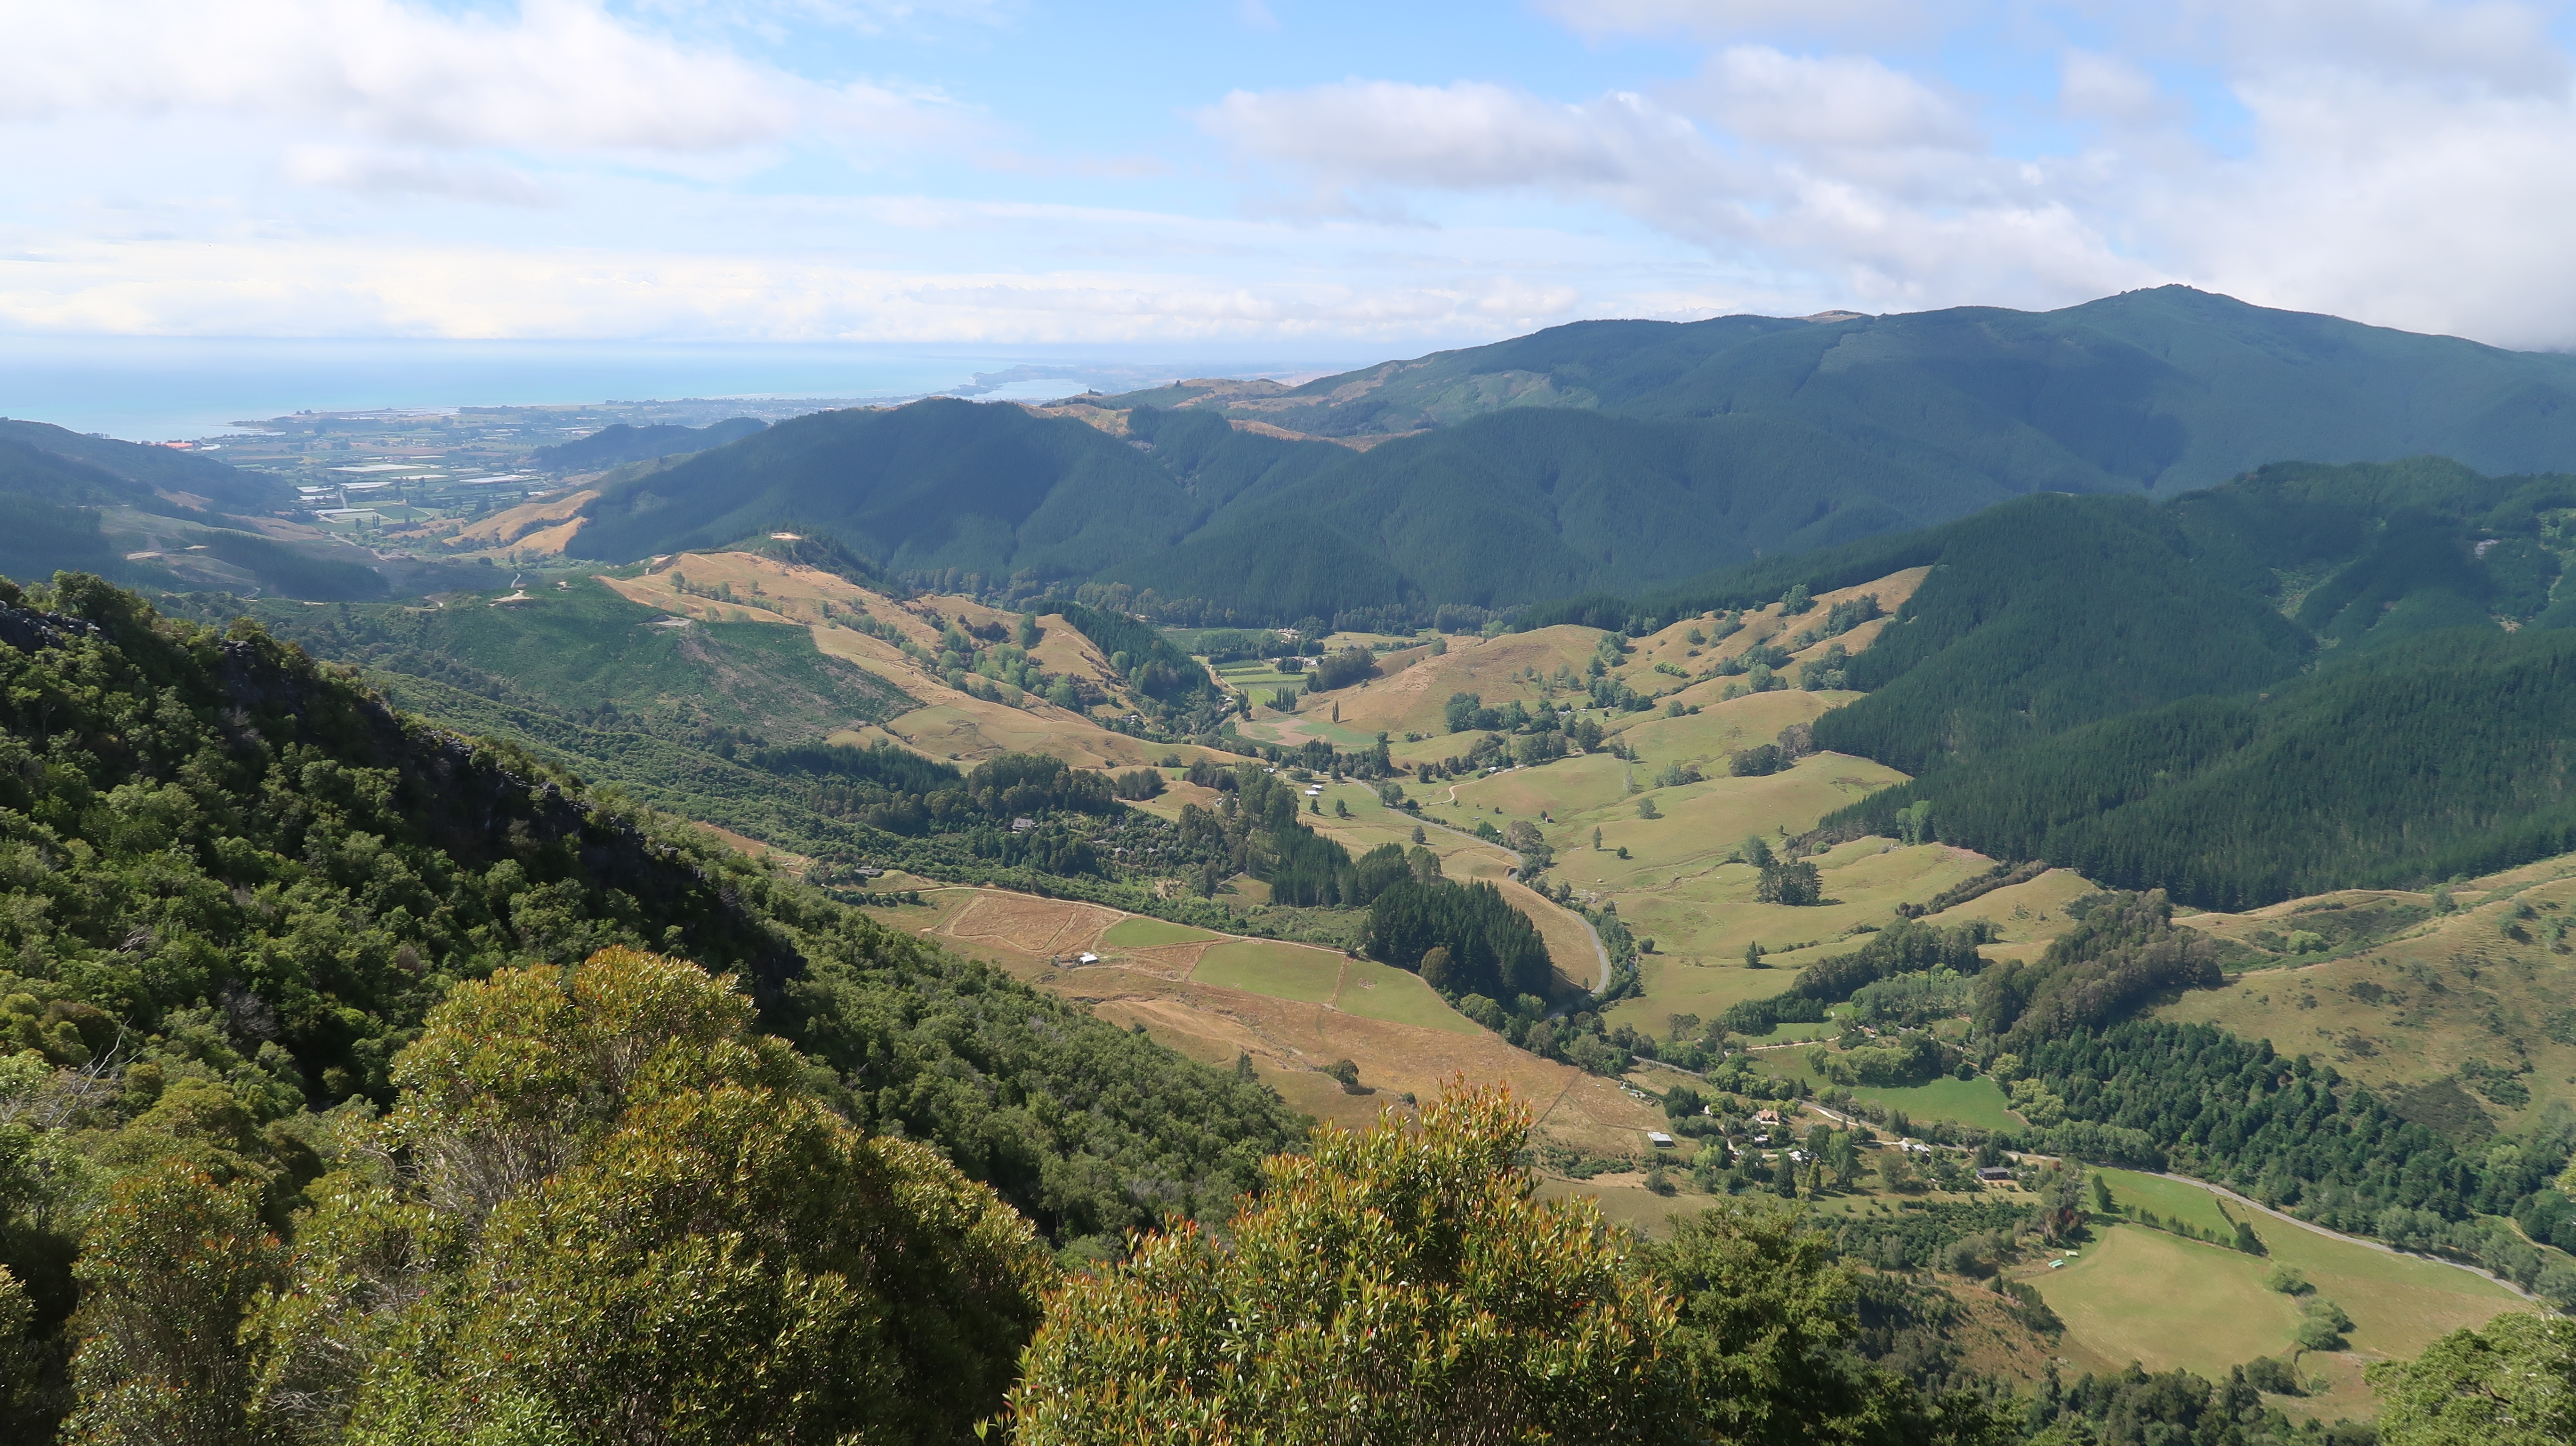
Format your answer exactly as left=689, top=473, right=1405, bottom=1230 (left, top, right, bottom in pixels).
left=2026, top=1226, right=2305, bottom=1379
left=2037, top=1168, right=2532, bottom=1420
left=1534, top=1175, right=1714, bottom=1239
left=1192, top=939, right=1345, bottom=1003
left=1099, top=915, right=1218, bottom=948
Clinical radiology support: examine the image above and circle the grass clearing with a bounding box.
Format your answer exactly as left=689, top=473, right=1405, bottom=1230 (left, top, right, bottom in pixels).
left=2027, top=1224, right=2302, bottom=1378
left=1191, top=939, right=1347, bottom=1004
left=2037, top=1169, right=2532, bottom=1417
left=1535, top=1176, right=1713, bottom=1239
left=1586, top=835, right=1991, bottom=1035
left=2088, top=1169, right=2530, bottom=1360
left=1100, top=916, right=1219, bottom=948
left=1333, top=959, right=1484, bottom=1036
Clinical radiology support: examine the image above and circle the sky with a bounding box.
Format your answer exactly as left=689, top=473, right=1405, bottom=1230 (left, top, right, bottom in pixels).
left=7, top=0, right=2576, bottom=359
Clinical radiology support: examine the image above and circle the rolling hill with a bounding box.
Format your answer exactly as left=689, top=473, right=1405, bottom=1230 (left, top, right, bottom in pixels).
left=531, top=415, right=768, bottom=472
left=564, top=399, right=1350, bottom=591
left=0, top=418, right=457, bottom=600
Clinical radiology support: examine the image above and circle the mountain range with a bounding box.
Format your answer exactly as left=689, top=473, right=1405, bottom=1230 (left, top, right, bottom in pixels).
left=557, top=286, right=2576, bottom=620
left=15, top=286, right=2576, bottom=625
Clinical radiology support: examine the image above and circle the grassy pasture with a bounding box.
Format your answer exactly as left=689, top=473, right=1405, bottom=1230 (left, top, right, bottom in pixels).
left=1100, top=916, right=1218, bottom=948
left=1333, top=959, right=1485, bottom=1036
left=1325, top=626, right=1606, bottom=738
left=1441, top=752, right=1632, bottom=819
left=1190, top=939, right=1346, bottom=1003
left=2042, top=1169, right=2533, bottom=1418
left=1602, top=690, right=1840, bottom=767
left=2028, top=1225, right=2303, bottom=1378
left=1534, top=1176, right=1714, bottom=1239
left=1554, top=754, right=1905, bottom=890
left=1611, top=568, right=1933, bottom=694
left=1921, top=868, right=2100, bottom=945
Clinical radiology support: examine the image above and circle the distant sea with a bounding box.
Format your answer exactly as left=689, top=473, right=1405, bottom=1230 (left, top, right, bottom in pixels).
left=0, top=336, right=1361, bottom=442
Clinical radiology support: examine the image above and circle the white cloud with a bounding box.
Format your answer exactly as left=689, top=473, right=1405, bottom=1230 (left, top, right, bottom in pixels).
left=0, top=232, right=1618, bottom=343
left=282, top=147, right=559, bottom=206
left=1196, top=71, right=2149, bottom=312
left=2194, top=0, right=2568, bottom=94
left=1693, top=45, right=1979, bottom=150
left=2156, top=65, right=2576, bottom=347
left=1198, top=80, right=1722, bottom=196
left=0, top=0, right=956, bottom=158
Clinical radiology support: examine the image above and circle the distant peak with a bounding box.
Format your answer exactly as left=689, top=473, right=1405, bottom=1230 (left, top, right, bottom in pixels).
left=1803, top=310, right=1870, bottom=324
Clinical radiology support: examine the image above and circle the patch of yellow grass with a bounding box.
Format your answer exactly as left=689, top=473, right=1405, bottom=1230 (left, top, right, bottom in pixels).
left=449, top=490, right=600, bottom=551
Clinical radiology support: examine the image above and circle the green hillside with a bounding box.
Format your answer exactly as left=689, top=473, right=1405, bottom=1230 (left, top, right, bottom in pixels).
left=0, top=571, right=1304, bottom=1436
left=564, top=398, right=1348, bottom=587
left=0, top=420, right=443, bottom=602
left=1104, top=407, right=2012, bottom=617
left=240, top=578, right=914, bottom=741
left=1844, top=627, right=2576, bottom=908
left=1108, top=286, right=2576, bottom=496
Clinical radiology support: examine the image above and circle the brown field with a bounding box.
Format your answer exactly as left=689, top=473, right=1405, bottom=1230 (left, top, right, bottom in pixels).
left=601, top=557, right=1252, bottom=769
left=449, top=490, right=601, bottom=550
left=877, top=885, right=1667, bottom=1150
left=1323, top=626, right=1609, bottom=738
left=1027, top=612, right=1119, bottom=686
left=1611, top=567, right=1934, bottom=699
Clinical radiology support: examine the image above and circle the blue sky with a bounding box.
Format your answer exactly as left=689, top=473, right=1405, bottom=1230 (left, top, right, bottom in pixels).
left=7, top=0, right=2576, bottom=356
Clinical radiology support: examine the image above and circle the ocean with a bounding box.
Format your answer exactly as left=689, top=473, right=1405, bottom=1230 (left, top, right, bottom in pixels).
left=0, top=336, right=1355, bottom=442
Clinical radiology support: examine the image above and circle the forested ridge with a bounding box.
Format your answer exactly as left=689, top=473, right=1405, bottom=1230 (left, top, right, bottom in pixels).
left=1842, top=627, right=2576, bottom=907
left=1103, top=287, right=2576, bottom=495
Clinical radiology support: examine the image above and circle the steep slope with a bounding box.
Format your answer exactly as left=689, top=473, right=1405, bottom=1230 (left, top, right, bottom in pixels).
left=0, top=419, right=292, bottom=516
left=0, top=419, right=415, bottom=600
left=1106, top=408, right=2008, bottom=617
left=1843, top=627, right=2576, bottom=909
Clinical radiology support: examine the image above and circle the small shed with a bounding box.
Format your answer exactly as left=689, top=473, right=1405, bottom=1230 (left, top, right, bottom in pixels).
left=1978, top=1166, right=2013, bottom=1182
left=1076, top=952, right=1099, bottom=964
left=1010, top=817, right=1037, bottom=833
left=1646, top=1131, right=1675, bottom=1149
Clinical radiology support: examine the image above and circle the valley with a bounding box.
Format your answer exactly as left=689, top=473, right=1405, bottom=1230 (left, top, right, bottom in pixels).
left=5, top=290, right=2576, bottom=1443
